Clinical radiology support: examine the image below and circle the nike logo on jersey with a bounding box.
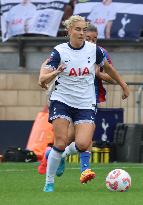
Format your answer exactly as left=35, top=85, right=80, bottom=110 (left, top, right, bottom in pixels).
left=69, top=67, right=89, bottom=76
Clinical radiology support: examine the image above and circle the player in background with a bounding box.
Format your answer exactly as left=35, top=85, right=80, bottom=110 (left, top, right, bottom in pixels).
left=39, top=16, right=129, bottom=192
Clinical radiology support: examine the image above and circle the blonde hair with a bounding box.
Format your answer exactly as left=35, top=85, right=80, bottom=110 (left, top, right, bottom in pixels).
left=63, top=15, right=88, bottom=30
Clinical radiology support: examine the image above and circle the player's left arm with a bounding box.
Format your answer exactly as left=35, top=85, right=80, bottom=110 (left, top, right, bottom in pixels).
left=96, top=66, right=115, bottom=84
left=96, top=46, right=129, bottom=99
left=103, top=61, right=129, bottom=99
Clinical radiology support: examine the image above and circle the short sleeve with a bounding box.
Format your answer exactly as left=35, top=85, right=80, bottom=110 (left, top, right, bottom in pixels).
left=102, top=48, right=113, bottom=65
left=44, top=49, right=61, bottom=70
left=96, top=46, right=105, bottom=67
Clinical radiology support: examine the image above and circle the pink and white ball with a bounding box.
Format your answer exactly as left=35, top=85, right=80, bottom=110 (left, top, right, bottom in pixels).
left=106, top=169, right=131, bottom=192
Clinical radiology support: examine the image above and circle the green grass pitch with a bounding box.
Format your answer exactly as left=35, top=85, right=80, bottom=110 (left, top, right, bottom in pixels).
left=0, top=162, right=143, bottom=205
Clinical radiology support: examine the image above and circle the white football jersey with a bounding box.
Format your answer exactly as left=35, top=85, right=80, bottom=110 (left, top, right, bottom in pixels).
left=46, top=41, right=105, bottom=109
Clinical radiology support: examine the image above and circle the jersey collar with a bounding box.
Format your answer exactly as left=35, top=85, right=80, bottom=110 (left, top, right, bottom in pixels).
left=68, top=42, right=85, bottom=50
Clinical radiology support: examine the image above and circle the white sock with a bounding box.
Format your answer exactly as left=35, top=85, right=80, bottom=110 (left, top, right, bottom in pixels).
left=62, top=142, right=78, bottom=158
left=46, top=148, right=62, bottom=184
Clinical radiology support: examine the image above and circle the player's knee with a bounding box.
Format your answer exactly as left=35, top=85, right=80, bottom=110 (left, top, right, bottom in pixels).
left=54, top=136, right=67, bottom=150
left=75, top=142, right=88, bottom=152
left=54, top=141, right=66, bottom=150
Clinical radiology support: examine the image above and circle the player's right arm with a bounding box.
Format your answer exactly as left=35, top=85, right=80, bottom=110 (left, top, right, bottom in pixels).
left=38, top=49, right=65, bottom=86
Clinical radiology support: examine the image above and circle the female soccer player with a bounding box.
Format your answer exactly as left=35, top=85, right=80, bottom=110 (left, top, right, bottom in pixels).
left=39, top=15, right=129, bottom=192
left=38, top=24, right=115, bottom=184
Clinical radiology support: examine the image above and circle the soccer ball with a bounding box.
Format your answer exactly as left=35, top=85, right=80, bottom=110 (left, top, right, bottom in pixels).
left=105, top=169, right=131, bottom=192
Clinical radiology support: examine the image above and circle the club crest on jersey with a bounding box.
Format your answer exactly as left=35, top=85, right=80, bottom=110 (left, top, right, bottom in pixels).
left=69, top=67, right=89, bottom=76
left=48, top=52, right=54, bottom=62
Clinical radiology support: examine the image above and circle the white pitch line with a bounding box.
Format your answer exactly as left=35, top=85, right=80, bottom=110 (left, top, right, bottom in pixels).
left=67, top=166, right=143, bottom=170
left=0, top=166, right=143, bottom=172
